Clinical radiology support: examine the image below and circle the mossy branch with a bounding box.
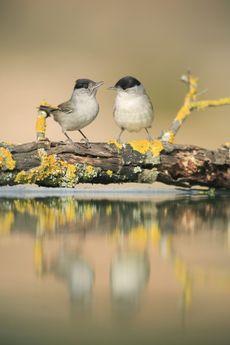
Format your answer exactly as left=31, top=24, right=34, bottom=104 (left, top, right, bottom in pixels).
left=0, top=140, right=230, bottom=188
left=1, top=72, right=230, bottom=189
left=160, top=72, right=230, bottom=143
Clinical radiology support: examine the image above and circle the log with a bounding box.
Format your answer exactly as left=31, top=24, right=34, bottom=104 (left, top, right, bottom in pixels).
left=0, top=140, right=230, bottom=189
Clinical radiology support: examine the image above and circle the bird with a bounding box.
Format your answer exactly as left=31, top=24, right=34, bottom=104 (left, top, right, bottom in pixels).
left=39, top=79, right=104, bottom=144
left=109, top=76, right=154, bottom=142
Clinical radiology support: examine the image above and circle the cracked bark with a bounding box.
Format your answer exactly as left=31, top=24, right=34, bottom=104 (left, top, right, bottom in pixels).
left=1, top=140, right=230, bottom=189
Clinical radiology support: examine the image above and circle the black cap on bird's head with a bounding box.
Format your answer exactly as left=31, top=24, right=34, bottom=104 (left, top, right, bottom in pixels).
left=74, top=79, right=92, bottom=90
left=113, top=76, right=141, bottom=90
left=74, top=79, right=104, bottom=91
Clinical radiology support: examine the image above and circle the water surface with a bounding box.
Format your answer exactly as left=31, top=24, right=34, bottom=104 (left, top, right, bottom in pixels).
left=0, top=193, right=230, bottom=345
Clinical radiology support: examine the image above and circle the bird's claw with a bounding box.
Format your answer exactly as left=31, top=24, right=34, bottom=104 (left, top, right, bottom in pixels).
left=80, top=138, right=91, bottom=148
left=65, top=138, right=74, bottom=144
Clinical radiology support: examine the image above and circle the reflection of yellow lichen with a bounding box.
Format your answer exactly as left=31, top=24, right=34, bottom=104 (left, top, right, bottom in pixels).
left=129, top=140, right=164, bottom=157
left=106, top=205, right=112, bottom=216
left=108, top=140, right=123, bottom=150
left=34, top=237, right=43, bottom=275
left=15, top=149, right=76, bottom=187
left=174, top=256, right=192, bottom=308
left=128, top=226, right=148, bottom=249
left=111, top=223, right=162, bottom=250
left=84, top=205, right=94, bottom=221
left=14, top=198, right=78, bottom=233
left=149, top=225, right=161, bottom=245
left=0, top=212, right=14, bottom=235
left=0, top=147, right=16, bottom=170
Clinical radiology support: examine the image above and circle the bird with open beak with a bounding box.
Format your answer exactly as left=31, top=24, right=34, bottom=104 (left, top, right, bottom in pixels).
left=39, top=79, right=104, bottom=145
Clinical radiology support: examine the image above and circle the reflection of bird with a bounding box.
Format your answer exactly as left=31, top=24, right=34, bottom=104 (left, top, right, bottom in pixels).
left=39, top=79, right=103, bottom=144
left=110, top=76, right=154, bottom=142
left=110, top=251, right=150, bottom=304
left=54, top=248, right=94, bottom=304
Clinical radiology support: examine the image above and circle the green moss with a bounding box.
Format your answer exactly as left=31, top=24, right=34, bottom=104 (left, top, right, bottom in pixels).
left=139, top=169, right=159, bottom=183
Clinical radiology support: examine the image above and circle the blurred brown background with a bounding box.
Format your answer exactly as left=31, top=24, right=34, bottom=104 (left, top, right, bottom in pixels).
left=1, top=0, right=230, bottom=148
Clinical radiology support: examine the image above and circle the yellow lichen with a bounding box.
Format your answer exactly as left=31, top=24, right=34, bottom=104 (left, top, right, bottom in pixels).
left=108, top=140, right=123, bottom=150
left=66, top=164, right=77, bottom=181
left=40, top=99, right=56, bottom=108
left=0, top=147, right=16, bottom=170
left=164, top=73, right=230, bottom=144
left=129, top=140, right=151, bottom=154
left=175, top=104, right=190, bottom=123
left=106, top=169, right=113, bottom=177
left=36, top=114, right=46, bottom=134
left=85, top=165, right=94, bottom=176
left=161, top=131, right=175, bottom=144
left=129, top=139, right=164, bottom=157
left=15, top=149, right=76, bottom=187
left=191, top=98, right=230, bottom=110
left=185, top=75, right=198, bottom=103
left=150, top=140, right=164, bottom=157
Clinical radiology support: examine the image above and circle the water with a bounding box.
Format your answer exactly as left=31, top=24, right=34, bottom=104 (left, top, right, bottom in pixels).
left=0, top=193, right=230, bottom=345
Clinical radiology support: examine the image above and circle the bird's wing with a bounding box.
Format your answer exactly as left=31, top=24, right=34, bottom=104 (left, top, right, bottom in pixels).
left=57, top=101, right=74, bottom=114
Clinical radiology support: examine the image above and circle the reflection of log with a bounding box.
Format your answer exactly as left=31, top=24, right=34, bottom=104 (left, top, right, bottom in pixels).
left=1, top=140, right=230, bottom=188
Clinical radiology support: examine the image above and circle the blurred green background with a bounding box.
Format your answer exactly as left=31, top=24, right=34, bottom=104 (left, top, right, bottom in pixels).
left=1, top=0, right=230, bottom=148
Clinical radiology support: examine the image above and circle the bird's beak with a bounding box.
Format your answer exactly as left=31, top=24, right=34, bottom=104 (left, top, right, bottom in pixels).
left=108, top=86, right=116, bottom=90
left=92, top=81, right=104, bottom=90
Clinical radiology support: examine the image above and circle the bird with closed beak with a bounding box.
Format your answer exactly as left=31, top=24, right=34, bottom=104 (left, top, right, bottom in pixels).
left=109, top=76, right=154, bottom=142
left=39, top=79, right=104, bottom=144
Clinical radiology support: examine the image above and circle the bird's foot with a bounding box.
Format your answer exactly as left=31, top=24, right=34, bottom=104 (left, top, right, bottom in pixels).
left=116, top=137, right=123, bottom=144
left=64, top=138, right=74, bottom=144
left=36, top=136, right=50, bottom=143
left=145, top=128, right=154, bottom=141
left=80, top=138, right=91, bottom=148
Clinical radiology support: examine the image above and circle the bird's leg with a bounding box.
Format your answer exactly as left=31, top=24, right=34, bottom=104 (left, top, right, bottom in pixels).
left=63, top=130, right=74, bottom=143
left=145, top=128, right=154, bottom=141
left=117, top=128, right=125, bottom=143
left=78, top=129, right=91, bottom=148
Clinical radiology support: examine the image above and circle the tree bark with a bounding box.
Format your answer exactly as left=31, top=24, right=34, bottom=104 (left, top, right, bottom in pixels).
left=1, top=140, right=230, bottom=189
